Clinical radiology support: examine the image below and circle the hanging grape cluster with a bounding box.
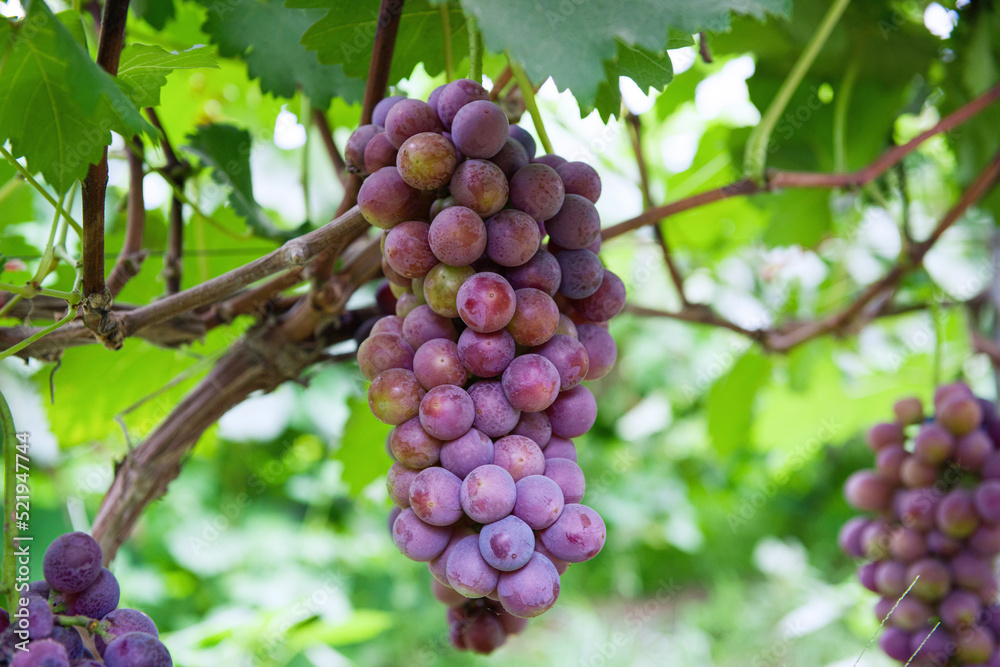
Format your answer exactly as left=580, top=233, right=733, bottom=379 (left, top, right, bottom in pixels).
left=842, top=383, right=1000, bottom=666
left=0, top=532, right=171, bottom=666
left=348, top=78, right=622, bottom=653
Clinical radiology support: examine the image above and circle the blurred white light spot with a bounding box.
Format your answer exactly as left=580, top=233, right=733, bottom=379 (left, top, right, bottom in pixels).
left=924, top=3, right=958, bottom=38
left=218, top=385, right=295, bottom=441
left=694, top=56, right=760, bottom=125
left=142, top=172, right=171, bottom=209
left=658, top=131, right=699, bottom=172
left=1, top=0, right=25, bottom=18
left=616, top=395, right=672, bottom=440
left=668, top=46, right=696, bottom=75
left=273, top=108, right=307, bottom=150
left=619, top=76, right=656, bottom=115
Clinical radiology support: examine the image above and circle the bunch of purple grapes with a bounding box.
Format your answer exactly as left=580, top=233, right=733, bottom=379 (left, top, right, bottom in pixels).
left=0, top=532, right=171, bottom=667
left=347, top=79, right=620, bottom=654
left=841, top=383, right=1000, bottom=666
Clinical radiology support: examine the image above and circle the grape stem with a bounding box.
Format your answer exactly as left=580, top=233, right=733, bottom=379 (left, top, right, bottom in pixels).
left=0, top=389, right=18, bottom=611
left=743, top=0, right=852, bottom=180
left=508, top=57, right=553, bottom=155
left=466, top=11, right=482, bottom=82
left=56, top=615, right=115, bottom=641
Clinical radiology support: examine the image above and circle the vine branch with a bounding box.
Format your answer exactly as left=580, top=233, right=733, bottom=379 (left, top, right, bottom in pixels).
left=147, top=109, right=188, bottom=295
left=106, top=137, right=146, bottom=297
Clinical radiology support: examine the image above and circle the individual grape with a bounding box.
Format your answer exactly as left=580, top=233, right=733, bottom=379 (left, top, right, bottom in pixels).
left=544, top=458, right=585, bottom=504
left=445, top=536, right=500, bottom=598
left=402, top=304, right=457, bottom=350
left=888, top=526, right=926, bottom=562
left=533, top=154, right=566, bottom=169
left=384, top=221, right=437, bottom=279
left=463, top=611, right=506, bottom=654
left=423, top=264, right=476, bottom=318
left=363, top=132, right=398, bottom=173
left=460, top=465, right=517, bottom=524
left=450, top=160, right=509, bottom=218
left=43, top=532, right=103, bottom=594
left=556, top=249, right=604, bottom=299
left=368, top=369, right=422, bottom=425
left=935, top=382, right=975, bottom=406
left=889, top=597, right=933, bottom=631
left=440, top=429, right=495, bottom=479
left=505, top=289, right=559, bottom=347
left=955, top=625, right=994, bottom=663
left=389, top=418, right=442, bottom=469
left=861, top=521, right=892, bottom=559
left=874, top=560, right=907, bottom=597
left=451, top=100, right=509, bottom=159
left=508, top=125, right=536, bottom=159
left=392, top=508, right=452, bottom=562
left=936, top=488, right=978, bottom=538
left=356, top=333, right=414, bottom=381
left=480, top=516, right=535, bottom=571
left=429, top=195, right=456, bottom=221
left=951, top=552, right=993, bottom=589
left=878, top=627, right=913, bottom=662
left=868, top=421, right=905, bottom=450
left=429, top=526, right=476, bottom=586
left=396, top=132, right=458, bottom=191
left=540, top=504, right=605, bottom=563
left=428, top=207, right=488, bottom=267
left=11, top=640, right=69, bottom=667
left=940, top=589, right=983, bottom=627
left=497, top=552, right=560, bottom=619
left=893, top=397, right=924, bottom=425
left=345, top=124, right=381, bottom=174
left=572, top=270, right=626, bottom=322
left=555, top=314, right=578, bottom=338
left=493, top=435, right=546, bottom=481
left=63, top=568, right=119, bottom=619
left=385, top=99, right=443, bottom=149
left=410, top=467, right=464, bottom=526
left=546, top=385, right=597, bottom=438
left=545, top=194, right=601, bottom=251
left=358, top=167, right=422, bottom=229
left=436, top=79, right=490, bottom=129
left=975, top=479, right=1000, bottom=523
left=505, top=250, right=561, bottom=296
left=511, top=411, right=552, bottom=449
left=555, top=161, right=601, bottom=203
left=387, top=462, right=419, bottom=507
left=372, top=95, right=406, bottom=127
left=509, top=164, right=565, bottom=221
left=514, top=475, right=564, bottom=530
left=937, top=394, right=983, bottom=435
left=456, top=329, right=516, bottom=378
left=468, top=380, right=521, bottom=437
left=94, top=609, right=158, bottom=658
left=576, top=324, right=616, bottom=381
left=432, top=578, right=467, bottom=607
left=100, top=632, right=171, bottom=667
left=25, top=596, right=53, bottom=638
left=858, top=562, right=879, bottom=592
left=899, top=455, right=939, bottom=488
left=485, top=210, right=541, bottom=267
left=907, top=558, right=951, bottom=602
left=838, top=517, right=869, bottom=558
left=534, top=334, right=589, bottom=391
left=413, top=339, right=468, bottom=390
left=501, top=354, right=561, bottom=413
left=543, top=437, right=577, bottom=462
left=927, top=529, right=962, bottom=557
left=955, top=429, right=992, bottom=469
left=875, top=445, right=907, bottom=485
left=843, top=470, right=893, bottom=513
left=489, top=137, right=530, bottom=179
left=419, top=385, right=475, bottom=441
left=456, top=272, right=517, bottom=333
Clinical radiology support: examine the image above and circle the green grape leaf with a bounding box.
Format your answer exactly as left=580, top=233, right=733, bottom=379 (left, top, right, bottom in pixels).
left=334, top=395, right=392, bottom=497
left=117, top=44, right=218, bottom=108
left=294, top=0, right=469, bottom=85
left=708, top=349, right=772, bottom=456
left=0, top=3, right=155, bottom=193
left=202, top=0, right=365, bottom=109
left=592, top=40, right=676, bottom=121
left=131, top=0, right=176, bottom=30
left=183, top=123, right=288, bottom=239
left=462, top=0, right=789, bottom=116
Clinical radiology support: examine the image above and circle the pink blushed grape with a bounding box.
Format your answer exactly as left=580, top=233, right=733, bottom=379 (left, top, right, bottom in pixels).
left=546, top=384, right=597, bottom=438
left=392, top=508, right=452, bottom=562
left=485, top=210, right=541, bottom=267
left=480, top=515, right=535, bottom=571
left=460, top=464, right=517, bottom=523
left=505, top=249, right=561, bottom=296
left=437, top=78, right=489, bottom=130
left=534, top=334, right=589, bottom=390
left=356, top=333, right=414, bottom=381
left=358, top=167, right=421, bottom=230
left=413, top=338, right=468, bottom=390
left=509, top=163, right=565, bottom=221
left=446, top=535, right=500, bottom=598
left=428, top=206, right=487, bottom=267
left=468, top=380, right=521, bottom=438
left=577, top=324, right=616, bottom=381
left=389, top=417, right=442, bottom=469
left=456, top=272, right=517, bottom=333
left=409, top=467, right=463, bottom=526
left=428, top=526, right=476, bottom=586
left=451, top=100, right=509, bottom=159
left=368, top=369, right=423, bottom=425
left=372, top=95, right=406, bottom=127
left=497, top=552, right=561, bottom=618
left=450, top=160, right=509, bottom=218
left=556, top=161, right=601, bottom=203
left=385, top=221, right=437, bottom=279
left=396, top=132, right=458, bottom=191
left=385, top=99, right=443, bottom=148
left=402, top=304, right=457, bottom=350
left=387, top=462, right=419, bottom=507
left=492, top=435, right=546, bottom=481
left=364, top=132, right=397, bottom=173
left=440, top=428, right=495, bottom=480
left=545, top=194, right=601, bottom=250
left=501, top=354, right=561, bottom=413
left=423, top=263, right=476, bottom=318
left=543, top=437, right=577, bottom=462
left=457, top=328, right=516, bottom=378
left=345, top=124, right=381, bottom=174
left=419, top=385, right=475, bottom=441
left=507, top=288, right=559, bottom=346
left=514, top=475, right=564, bottom=529
left=544, top=457, right=585, bottom=504
left=511, top=411, right=552, bottom=449
left=540, top=503, right=605, bottom=563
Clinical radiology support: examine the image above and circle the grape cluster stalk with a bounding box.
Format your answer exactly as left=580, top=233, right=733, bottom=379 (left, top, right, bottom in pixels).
left=842, top=383, right=1000, bottom=666
left=0, top=532, right=171, bottom=666
left=347, top=79, right=622, bottom=653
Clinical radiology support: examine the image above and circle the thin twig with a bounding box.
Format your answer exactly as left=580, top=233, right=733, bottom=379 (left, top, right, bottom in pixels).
left=147, top=109, right=187, bottom=295
left=106, top=136, right=147, bottom=297
left=697, top=32, right=712, bottom=64
left=490, top=66, right=512, bottom=100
